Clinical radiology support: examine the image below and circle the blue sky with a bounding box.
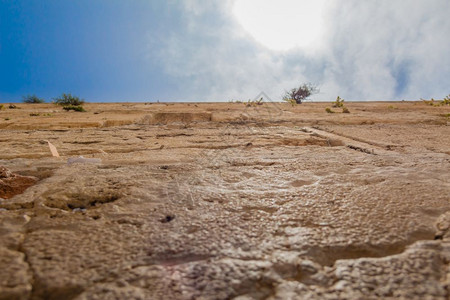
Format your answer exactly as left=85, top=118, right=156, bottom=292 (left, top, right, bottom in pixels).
left=1, top=0, right=449, bottom=103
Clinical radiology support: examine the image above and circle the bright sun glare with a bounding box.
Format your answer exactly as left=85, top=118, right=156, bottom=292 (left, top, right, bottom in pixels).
left=233, top=0, right=327, bottom=51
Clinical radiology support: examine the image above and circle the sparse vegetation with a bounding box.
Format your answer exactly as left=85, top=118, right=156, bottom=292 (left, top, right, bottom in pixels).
left=423, top=95, right=450, bottom=106
left=4, top=117, right=10, bottom=121
left=284, top=98, right=297, bottom=106
left=387, top=105, right=397, bottom=110
left=22, top=94, right=45, bottom=103
left=325, top=107, right=335, bottom=113
left=329, top=96, right=350, bottom=113
left=53, top=93, right=86, bottom=112
left=9, top=104, right=18, bottom=109
left=333, top=96, right=345, bottom=108
left=423, top=98, right=440, bottom=107
left=29, top=113, right=40, bottom=116
left=443, top=94, right=450, bottom=105
left=0, top=104, right=4, bottom=110
left=282, top=83, right=318, bottom=104
left=63, top=105, right=86, bottom=112
left=245, top=98, right=264, bottom=107
left=53, top=93, right=85, bottom=106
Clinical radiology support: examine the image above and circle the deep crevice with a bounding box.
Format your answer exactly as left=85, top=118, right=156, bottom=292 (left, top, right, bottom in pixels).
left=16, top=223, right=36, bottom=300
left=346, top=144, right=376, bottom=154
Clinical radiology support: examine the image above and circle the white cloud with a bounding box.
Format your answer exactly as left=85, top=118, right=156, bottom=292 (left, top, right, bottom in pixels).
left=322, top=0, right=450, bottom=100
left=150, top=0, right=450, bottom=101
left=233, top=0, right=328, bottom=51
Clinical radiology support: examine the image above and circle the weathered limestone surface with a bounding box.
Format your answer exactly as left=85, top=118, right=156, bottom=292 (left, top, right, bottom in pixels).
left=0, top=102, right=449, bottom=299
left=0, top=166, right=38, bottom=200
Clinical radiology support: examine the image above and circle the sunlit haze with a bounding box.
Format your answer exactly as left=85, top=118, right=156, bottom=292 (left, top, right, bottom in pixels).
left=1, top=0, right=449, bottom=102
left=233, top=0, right=327, bottom=51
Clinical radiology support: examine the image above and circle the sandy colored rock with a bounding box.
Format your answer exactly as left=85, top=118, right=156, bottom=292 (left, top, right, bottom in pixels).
left=0, top=101, right=449, bottom=299
left=0, top=166, right=38, bottom=199
left=0, top=248, right=32, bottom=300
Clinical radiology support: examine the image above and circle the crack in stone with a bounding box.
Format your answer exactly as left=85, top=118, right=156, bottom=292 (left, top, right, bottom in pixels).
left=16, top=221, right=36, bottom=300
left=302, top=126, right=389, bottom=155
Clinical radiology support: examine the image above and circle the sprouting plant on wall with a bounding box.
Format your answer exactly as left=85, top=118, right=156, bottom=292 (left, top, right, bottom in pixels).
left=443, top=94, right=450, bottom=105
left=53, top=93, right=86, bottom=112
left=333, top=96, right=345, bottom=108
left=282, top=83, right=318, bottom=104
left=22, top=94, right=45, bottom=103
left=53, top=93, right=85, bottom=106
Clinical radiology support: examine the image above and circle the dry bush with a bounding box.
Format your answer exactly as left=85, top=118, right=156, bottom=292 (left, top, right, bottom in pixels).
left=282, top=83, right=318, bottom=104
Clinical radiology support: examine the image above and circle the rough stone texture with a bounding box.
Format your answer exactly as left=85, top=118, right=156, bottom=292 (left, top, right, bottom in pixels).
left=0, top=102, right=449, bottom=299
left=0, top=166, right=38, bottom=199
left=0, top=213, right=33, bottom=300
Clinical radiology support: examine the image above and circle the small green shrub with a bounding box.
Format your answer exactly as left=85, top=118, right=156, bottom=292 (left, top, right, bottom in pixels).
left=63, top=105, right=86, bottom=112
left=333, top=96, right=345, bottom=108
left=9, top=104, right=18, bottom=109
left=443, top=94, right=450, bottom=105
left=284, top=98, right=297, bottom=107
left=423, top=96, right=450, bottom=106
left=342, top=107, right=350, bottom=113
left=29, top=113, right=40, bottom=116
left=22, top=94, right=45, bottom=103
left=430, top=99, right=440, bottom=107
left=0, top=104, right=4, bottom=110
left=245, top=98, right=264, bottom=107
left=5, top=117, right=10, bottom=121
left=325, top=107, right=335, bottom=113
left=53, top=93, right=85, bottom=106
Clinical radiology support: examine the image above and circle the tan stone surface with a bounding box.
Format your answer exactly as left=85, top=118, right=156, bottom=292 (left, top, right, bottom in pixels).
left=0, top=101, right=449, bottom=299
left=0, top=166, right=38, bottom=199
